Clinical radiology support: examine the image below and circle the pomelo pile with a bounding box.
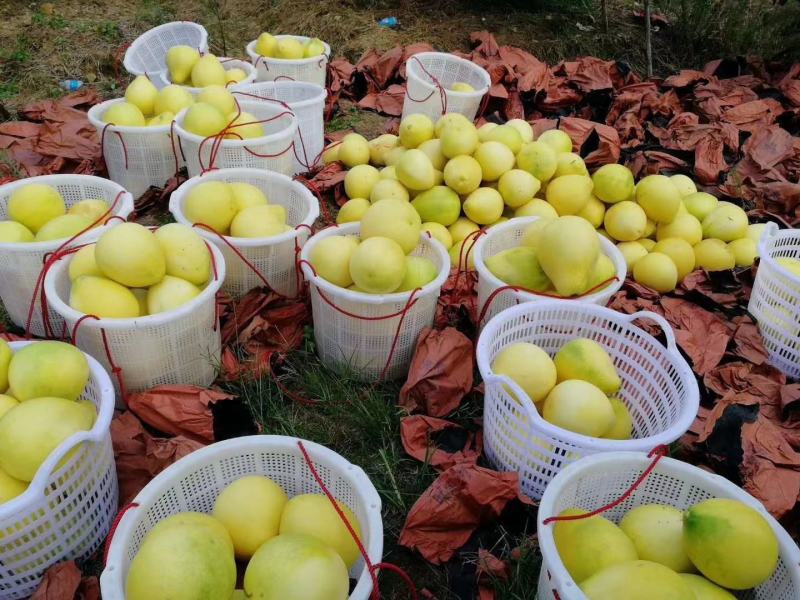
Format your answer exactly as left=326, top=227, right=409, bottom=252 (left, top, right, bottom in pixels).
left=65, top=222, right=212, bottom=318
left=0, top=340, right=95, bottom=502
left=492, top=338, right=631, bottom=439
left=325, top=113, right=766, bottom=294
left=102, top=76, right=190, bottom=128
left=181, top=180, right=291, bottom=237
left=553, top=497, right=779, bottom=600
left=253, top=32, right=327, bottom=59
left=0, top=183, right=111, bottom=243
left=166, top=46, right=249, bottom=87
left=126, top=475, right=362, bottom=600
left=310, top=198, right=439, bottom=294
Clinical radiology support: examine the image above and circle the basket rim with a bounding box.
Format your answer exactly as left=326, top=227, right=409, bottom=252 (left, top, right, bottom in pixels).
left=245, top=36, right=332, bottom=65
left=473, top=215, right=627, bottom=308
left=405, top=51, right=491, bottom=97
left=476, top=299, right=699, bottom=450
left=87, top=98, right=173, bottom=133
left=758, top=222, right=800, bottom=287
left=173, top=100, right=298, bottom=149
left=101, top=434, right=384, bottom=600
left=0, top=174, right=135, bottom=252
left=123, top=21, right=209, bottom=76
left=157, top=58, right=258, bottom=92
left=232, top=81, right=327, bottom=111
left=168, top=167, right=320, bottom=247
left=42, top=235, right=226, bottom=329
left=299, top=221, right=451, bottom=305
left=0, top=341, right=116, bottom=520
left=536, top=451, right=800, bottom=599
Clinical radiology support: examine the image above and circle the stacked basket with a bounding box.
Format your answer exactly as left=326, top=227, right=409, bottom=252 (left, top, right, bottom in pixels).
left=123, top=21, right=209, bottom=86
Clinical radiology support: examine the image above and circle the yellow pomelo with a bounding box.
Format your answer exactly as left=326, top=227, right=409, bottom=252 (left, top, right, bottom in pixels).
left=361, top=198, right=421, bottom=253
left=643, top=218, right=656, bottom=237
left=411, top=186, right=461, bottom=226
left=485, top=247, right=550, bottom=291
left=684, top=498, right=778, bottom=589
left=474, top=141, right=515, bottom=181
left=498, top=169, right=540, bottom=208
left=620, top=504, right=694, bottom=572
left=0, top=221, right=34, bottom=243
left=399, top=113, right=435, bottom=149
left=0, top=466, right=26, bottom=503
left=477, top=122, right=498, bottom=143
left=554, top=338, right=620, bottom=394
left=449, top=237, right=477, bottom=270
left=492, top=342, right=556, bottom=403
left=604, top=201, right=646, bottom=242
left=8, top=341, right=88, bottom=402
left=485, top=124, right=523, bottom=154
left=546, top=174, right=593, bottom=216
left=34, top=214, right=92, bottom=242
left=443, top=155, right=482, bottom=195
left=670, top=174, right=697, bottom=197
left=213, top=475, right=288, bottom=560
left=147, top=512, right=233, bottom=553
left=543, top=379, right=615, bottom=437
left=166, top=45, right=200, bottom=84
left=693, top=239, right=735, bottom=271
left=225, top=67, right=247, bottom=84
left=126, top=520, right=236, bottom=600
left=516, top=141, right=558, bottom=183
left=336, top=198, right=370, bottom=224
left=0, top=393, right=18, bottom=418
left=370, top=178, right=409, bottom=204
left=555, top=152, right=588, bottom=177
left=225, top=110, right=263, bottom=140
left=383, top=145, right=406, bottom=166
left=683, top=191, right=718, bottom=221
left=344, top=164, right=380, bottom=200
left=617, top=241, right=648, bottom=273
left=182, top=102, right=226, bottom=137
left=603, top=397, right=633, bottom=440
left=586, top=253, right=617, bottom=291
left=147, top=111, right=175, bottom=126
left=103, top=101, right=146, bottom=127
left=680, top=574, right=736, bottom=600
left=154, top=223, right=210, bottom=285
left=488, top=216, right=508, bottom=228
left=230, top=206, right=287, bottom=238
left=633, top=252, right=678, bottom=292
left=7, top=183, right=65, bottom=234
left=577, top=195, right=606, bottom=228
left=132, top=288, right=148, bottom=316
left=439, top=121, right=479, bottom=158
left=434, top=112, right=471, bottom=137
left=349, top=236, right=406, bottom=293
left=519, top=218, right=553, bottom=250
left=728, top=238, right=756, bottom=267
left=309, top=235, right=359, bottom=288
left=255, top=32, right=278, bottom=57
left=515, top=198, right=558, bottom=219
left=580, top=560, right=693, bottom=600
left=191, top=54, right=227, bottom=87
left=338, top=134, right=370, bottom=167
left=463, top=187, right=504, bottom=225
left=451, top=82, right=474, bottom=92
left=536, top=129, right=573, bottom=153
left=657, top=213, right=703, bottom=246
left=0, top=396, right=93, bottom=481
left=553, top=508, right=639, bottom=583
left=277, top=38, right=305, bottom=59
left=639, top=237, right=656, bottom=250
left=244, top=534, right=349, bottom=600
left=636, top=175, right=682, bottom=223
left=448, top=217, right=480, bottom=243
left=68, top=198, right=110, bottom=224
left=228, top=182, right=268, bottom=211
left=537, top=216, right=599, bottom=295
left=422, top=222, right=453, bottom=249
left=417, top=138, right=446, bottom=170
left=506, top=118, right=534, bottom=143
left=746, top=223, right=767, bottom=254
left=653, top=238, right=695, bottom=280
left=321, top=143, right=340, bottom=165
left=184, top=181, right=237, bottom=234
left=70, top=275, right=141, bottom=318
left=368, top=133, right=398, bottom=165
left=592, top=163, right=635, bottom=203
left=154, top=85, right=194, bottom=115
left=396, top=148, right=435, bottom=191
left=197, top=85, right=236, bottom=115
left=125, top=75, right=158, bottom=116
left=280, top=494, right=363, bottom=568
left=396, top=256, right=438, bottom=291
left=95, top=222, right=166, bottom=287
left=702, top=201, right=748, bottom=241
left=147, top=275, right=201, bottom=314
left=431, top=168, right=444, bottom=186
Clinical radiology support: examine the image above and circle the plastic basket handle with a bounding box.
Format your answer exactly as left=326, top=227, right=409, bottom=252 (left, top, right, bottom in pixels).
left=483, top=373, right=541, bottom=425
left=758, top=221, right=779, bottom=259
left=620, top=310, right=678, bottom=354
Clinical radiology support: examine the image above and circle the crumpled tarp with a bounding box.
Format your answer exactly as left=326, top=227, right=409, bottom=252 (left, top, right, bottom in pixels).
left=400, top=415, right=482, bottom=471
left=31, top=561, right=99, bottom=600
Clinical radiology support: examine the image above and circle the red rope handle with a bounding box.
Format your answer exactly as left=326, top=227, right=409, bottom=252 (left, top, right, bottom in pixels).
left=71, top=314, right=129, bottom=404
left=100, top=124, right=130, bottom=170
left=541, top=445, right=669, bottom=526
left=451, top=228, right=485, bottom=293
left=169, top=119, right=182, bottom=176
left=103, top=502, right=140, bottom=565
left=407, top=56, right=448, bottom=115
left=297, top=441, right=418, bottom=600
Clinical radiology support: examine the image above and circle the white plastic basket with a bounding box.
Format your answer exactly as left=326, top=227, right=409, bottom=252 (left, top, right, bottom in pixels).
left=169, top=168, right=319, bottom=297
left=174, top=100, right=297, bottom=178
left=401, top=52, right=490, bottom=123
left=0, top=175, right=134, bottom=338
left=158, top=58, right=257, bottom=92
left=123, top=21, right=209, bottom=87
left=42, top=239, right=225, bottom=399
left=474, top=217, right=627, bottom=328
left=477, top=300, right=699, bottom=500
left=300, top=223, right=450, bottom=380
left=87, top=99, right=180, bottom=199
left=748, top=223, right=800, bottom=379
left=536, top=452, right=800, bottom=600
left=0, top=341, right=118, bottom=600
left=234, top=81, right=327, bottom=174
left=100, top=435, right=383, bottom=600
left=245, top=35, right=331, bottom=88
